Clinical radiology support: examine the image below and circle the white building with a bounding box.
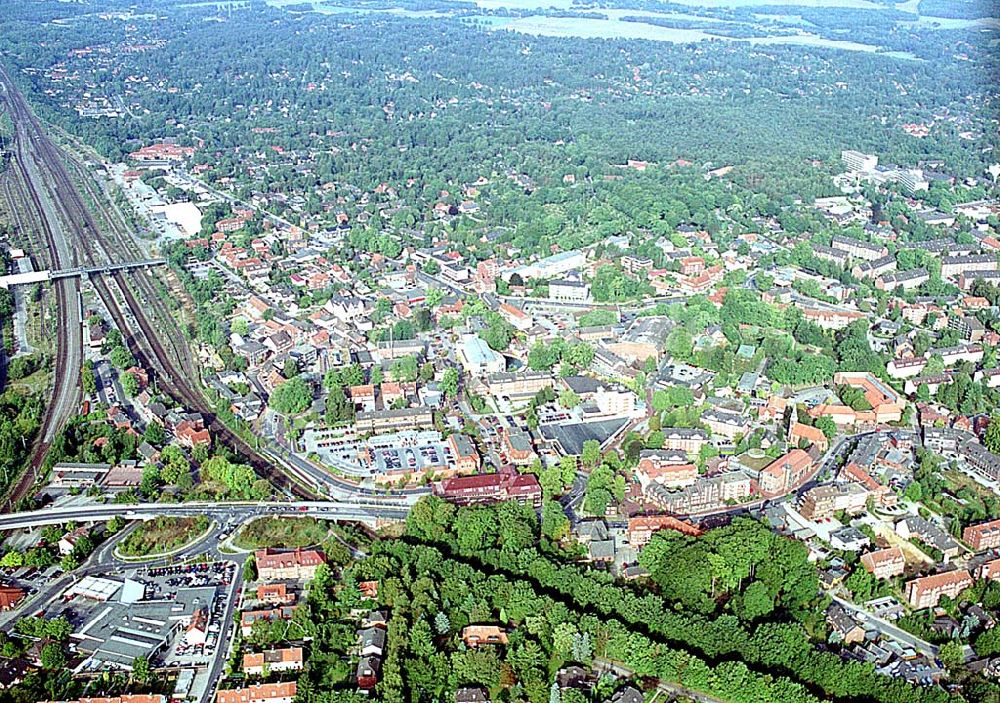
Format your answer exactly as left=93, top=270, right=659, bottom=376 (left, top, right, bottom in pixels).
left=458, top=334, right=505, bottom=375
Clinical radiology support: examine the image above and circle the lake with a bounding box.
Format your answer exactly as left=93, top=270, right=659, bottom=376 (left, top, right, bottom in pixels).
left=495, top=15, right=919, bottom=56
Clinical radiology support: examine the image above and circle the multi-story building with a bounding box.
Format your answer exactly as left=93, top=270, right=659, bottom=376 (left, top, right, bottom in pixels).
left=842, top=150, right=878, bottom=173
left=548, top=279, right=590, bottom=302
left=964, top=518, right=1000, bottom=550
left=240, top=607, right=299, bottom=636
left=458, top=334, right=505, bottom=375
left=759, top=449, right=814, bottom=497
left=875, top=268, right=929, bottom=291
left=831, top=235, right=887, bottom=261
left=433, top=467, right=542, bottom=507
left=643, top=472, right=753, bottom=514
left=660, top=428, right=710, bottom=456
left=940, top=254, right=998, bottom=280
left=627, top=515, right=702, bottom=549
left=702, top=408, right=750, bottom=440
left=798, top=483, right=869, bottom=521
left=860, top=547, right=906, bottom=580
left=852, top=255, right=896, bottom=280
left=958, top=270, right=1000, bottom=290
left=255, top=548, right=326, bottom=581
left=487, top=372, right=554, bottom=401
left=355, top=407, right=434, bottom=434
left=813, top=245, right=849, bottom=267
left=636, top=451, right=698, bottom=489
left=503, top=428, right=537, bottom=465
left=905, top=570, right=973, bottom=609
left=217, top=682, right=297, bottom=703
left=960, top=440, right=1000, bottom=481
left=242, top=648, right=304, bottom=677
left=977, top=559, right=1000, bottom=581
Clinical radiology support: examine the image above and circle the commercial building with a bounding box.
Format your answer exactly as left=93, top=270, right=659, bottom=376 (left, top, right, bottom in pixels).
left=355, top=407, right=434, bottom=434
left=458, top=334, right=505, bottom=375
left=72, top=586, right=216, bottom=670
left=548, top=279, right=590, bottom=302
left=255, top=548, right=326, bottom=581
left=860, top=548, right=906, bottom=580
left=607, top=316, right=672, bottom=363
left=486, top=372, right=554, bottom=402
left=905, top=570, right=973, bottom=609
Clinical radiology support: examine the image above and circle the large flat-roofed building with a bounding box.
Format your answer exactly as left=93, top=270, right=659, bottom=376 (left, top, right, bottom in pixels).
left=72, top=587, right=216, bottom=671
left=503, top=250, right=586, bottom=282
left=905, top=570, right=973, bottom=609
left=548, top=279, right=590, bottom=302
left=458, top=334, right=505, bottom=375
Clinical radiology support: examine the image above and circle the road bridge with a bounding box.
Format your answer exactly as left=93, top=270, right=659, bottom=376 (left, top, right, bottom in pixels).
left=0, top=499, right=411, bottom=530
left=0, top=259, right=166, bottom=288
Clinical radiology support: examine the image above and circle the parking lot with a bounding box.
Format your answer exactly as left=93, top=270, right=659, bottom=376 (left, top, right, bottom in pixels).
left=139, top=561, right=237, bottom=667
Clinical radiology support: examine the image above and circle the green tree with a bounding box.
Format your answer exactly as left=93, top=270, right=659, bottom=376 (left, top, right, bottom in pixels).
left=269, top=377, right=312, bottom=415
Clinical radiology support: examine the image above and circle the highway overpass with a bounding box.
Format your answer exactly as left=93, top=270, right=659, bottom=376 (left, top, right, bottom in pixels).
left=0, top=500, right=411, bottom=530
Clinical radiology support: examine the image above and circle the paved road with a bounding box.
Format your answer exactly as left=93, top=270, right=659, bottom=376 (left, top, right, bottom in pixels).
left=830, top=594, right=941, bottom=658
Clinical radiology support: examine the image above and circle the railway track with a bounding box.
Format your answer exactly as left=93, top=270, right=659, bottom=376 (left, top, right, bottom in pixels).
left=0, top=66, right=316, bottom=502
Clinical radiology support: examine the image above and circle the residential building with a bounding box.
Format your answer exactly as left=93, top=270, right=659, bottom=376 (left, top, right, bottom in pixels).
left=606, top=316, right=671, bottom=363
left=905, top=571, right=973, bottom=609
left=217, top=682, right=297, bottom=703
left=636, top=451, right=698, bottom=489
left=0, top=586, right=25, bottom=610
left=355, top=407, right=434, bottom=434
left=963, top=519, right=1000, bottom=551
left=876, top=268, right=929, bottom=292
left=860, top=548, right=906, bottom=580
left=831, top=235, right=887, bottom=261
left=433, top=467, right=542, bottom=508
left=462, top=626, right=508, bottom=648
left=941, top=254, right=997, bottom=280
left=798, top=483, right=868, bottom=521
left=627, top=515, right=702, bottom=549
left=254, top=548, right=326, bottom=581
left=242, top=648, right=304, bottom=677
left=256, top=584, right=296, bottom=606
left=660, top=428, right=710, bottom=456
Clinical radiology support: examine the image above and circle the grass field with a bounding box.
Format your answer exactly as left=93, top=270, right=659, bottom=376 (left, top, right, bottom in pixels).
left=234, top=516, right=333, bottom=550
left=118, top=516, right=210, bottom=557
